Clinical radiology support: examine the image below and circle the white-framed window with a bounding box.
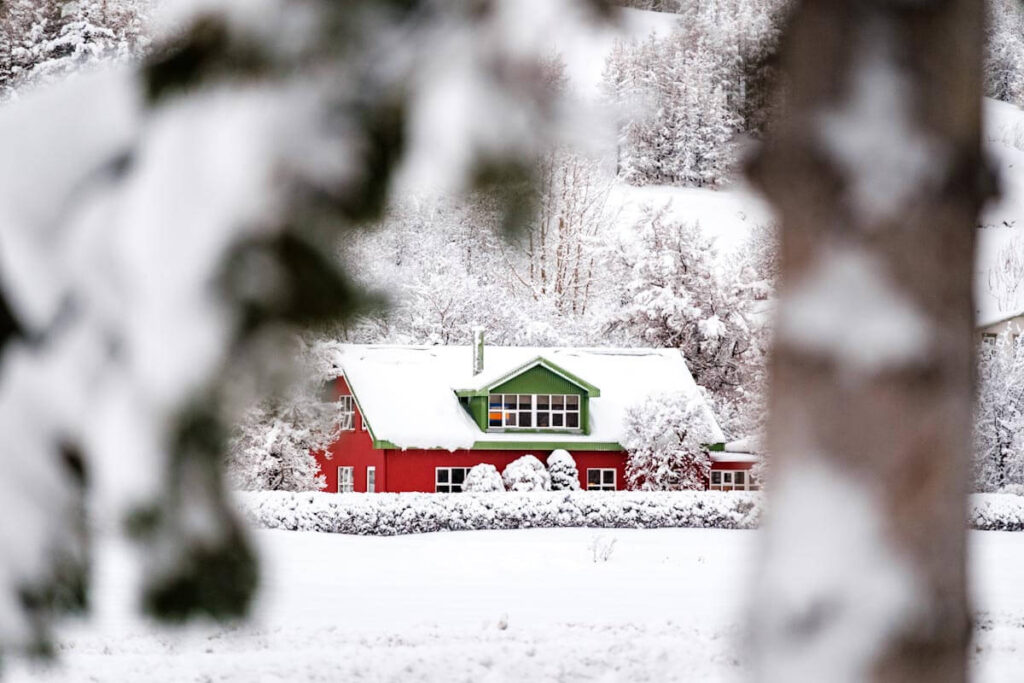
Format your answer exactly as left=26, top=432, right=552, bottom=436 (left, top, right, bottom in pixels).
left=487, top=394, right=581, bottom=430
left=337, top=466, right=354, bottom=493
left=586, top=468, right=616, bottom=491
left=709, top=470, right=757, bottom=491
left=339, top=396, right=355, bottom=431
left=366, top=466, right=376, bottom=493
left=435, top=467, right=471, bottom=493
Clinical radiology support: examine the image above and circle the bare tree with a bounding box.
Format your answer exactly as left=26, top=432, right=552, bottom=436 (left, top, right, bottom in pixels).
left=748, top=1, right=989, bottom=682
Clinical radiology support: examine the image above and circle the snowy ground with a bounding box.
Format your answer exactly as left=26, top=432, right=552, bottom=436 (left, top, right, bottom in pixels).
left=10, top=528, right=1024, bottom=682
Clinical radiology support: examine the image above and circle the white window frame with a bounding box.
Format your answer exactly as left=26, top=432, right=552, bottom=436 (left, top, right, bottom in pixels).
left=435, top=467, right=471, bottom=493
left=586, top=468, right=616, bottom=491
left=366, top=466, right=376, bottom=493
left=339, top=396, right=355, bottom=431
left=709, top=470, right=755, bottom=491
left=337, top=466, right=354, bottom=493
left=487, top=393, right=581, bottom=431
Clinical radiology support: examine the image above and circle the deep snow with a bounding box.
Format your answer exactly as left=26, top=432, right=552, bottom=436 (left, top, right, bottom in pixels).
left=9, top=527, right=1024, bottom=682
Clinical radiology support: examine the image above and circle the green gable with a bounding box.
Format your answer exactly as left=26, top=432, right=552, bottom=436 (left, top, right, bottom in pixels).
left=458, top=359, right=598, bottom=435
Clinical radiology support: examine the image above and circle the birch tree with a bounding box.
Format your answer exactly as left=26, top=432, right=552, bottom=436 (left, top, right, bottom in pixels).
left=748, top=1, right=988, bottom=681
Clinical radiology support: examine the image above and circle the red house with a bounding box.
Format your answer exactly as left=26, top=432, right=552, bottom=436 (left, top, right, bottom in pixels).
left=316, top=340, right=758, bottom=493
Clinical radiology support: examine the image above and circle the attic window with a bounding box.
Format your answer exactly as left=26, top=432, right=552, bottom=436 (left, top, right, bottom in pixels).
left=339, top=396, right=355, bottom=431
left=487, top=393, right=580, bottom=430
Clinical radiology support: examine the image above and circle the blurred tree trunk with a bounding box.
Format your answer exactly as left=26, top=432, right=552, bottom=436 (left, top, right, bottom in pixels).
left=749, top=1, right=990, bottom=682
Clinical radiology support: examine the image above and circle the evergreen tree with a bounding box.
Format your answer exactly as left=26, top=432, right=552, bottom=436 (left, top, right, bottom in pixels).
left=547, top=449, right=582, bottom=490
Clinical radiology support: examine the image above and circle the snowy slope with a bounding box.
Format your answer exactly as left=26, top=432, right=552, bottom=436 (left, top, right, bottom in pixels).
left=558, top=9, right=1024, bottom=325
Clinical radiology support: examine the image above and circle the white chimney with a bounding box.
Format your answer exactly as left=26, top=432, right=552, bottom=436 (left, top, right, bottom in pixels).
left=472, top=326, right=485, bottom=375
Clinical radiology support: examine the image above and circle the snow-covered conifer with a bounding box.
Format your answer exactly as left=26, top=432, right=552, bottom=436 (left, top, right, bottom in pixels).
left=623, top=393, right=718, bottom=490
left=547, top=449, right=581, bottom=490
left=463, top=464, right=505, bottom=493
left=502, top=455, right=553, bottom=492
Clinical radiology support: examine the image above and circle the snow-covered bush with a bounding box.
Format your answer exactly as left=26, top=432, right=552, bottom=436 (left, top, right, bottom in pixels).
left=547, top=449, right=581, bottom=491
left=624, top=393, right=719, bottom=491
left=236, top=491, right=1024, bottom=535
left=237, top=490, right=764, bottom=534
left=503, top=455, right=553, bottom=492
left=462, top=464, right=505, bottom=493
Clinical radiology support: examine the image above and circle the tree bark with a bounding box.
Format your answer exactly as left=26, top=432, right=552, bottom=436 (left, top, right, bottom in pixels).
left=749, top=1, right=990, bottom=682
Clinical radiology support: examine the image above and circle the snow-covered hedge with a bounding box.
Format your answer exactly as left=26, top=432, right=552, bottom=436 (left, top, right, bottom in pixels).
left=236, top=490, right=762, bottom=535
left=235, top=492, right=1024, bottom=535
left=970, top=493, right=1024, bottom=531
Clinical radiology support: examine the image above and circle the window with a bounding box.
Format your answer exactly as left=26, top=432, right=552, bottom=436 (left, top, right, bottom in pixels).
left=435, top=467, right=471, bottom=493
left=337, top=466, right=354, bottom=493
left=339, top=396, right=355, bottom=431
left=709, top=470, right=755, bottom=491
left=487, top=394, right=581, bottom=431
left=366, top=466, right=376, bottom=493
left=361, top=418, right=368, bottom=432
left=586, top=468, right=616, bottom=491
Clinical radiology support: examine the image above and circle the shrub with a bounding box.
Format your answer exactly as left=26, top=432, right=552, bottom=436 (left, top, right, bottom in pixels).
left=463, top=464, right=505, bottom=492
left=503, top=455, right=552, bottom=492
left=547, top=449, right=581, bottom=491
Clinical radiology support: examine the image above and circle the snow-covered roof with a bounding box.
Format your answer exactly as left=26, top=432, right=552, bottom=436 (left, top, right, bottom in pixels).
left=325, top=344, right=723, bottom=451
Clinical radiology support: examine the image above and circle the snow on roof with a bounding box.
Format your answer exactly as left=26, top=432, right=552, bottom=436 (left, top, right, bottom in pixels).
left=325, top=344, right=723, bottom=451
left=724, top=436, right=762, bottom=454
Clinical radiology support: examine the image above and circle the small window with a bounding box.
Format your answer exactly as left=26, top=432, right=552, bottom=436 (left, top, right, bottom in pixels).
left=337, top=466, right=354, bottom=493
left=436, top=467, right=472, bottom=493
left=709, top=469, right=754, bottom=492
left=338, top=396, right=355, bottom=431
left=586, top=468, right=616, bottom=491
left=366, top=466, right=376, bottom=493
left=566, top=413, right=579, bottom=429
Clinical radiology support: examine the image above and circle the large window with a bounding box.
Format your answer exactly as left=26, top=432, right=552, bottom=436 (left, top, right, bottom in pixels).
left=586, top=468, right=616, bottom=491
left=709, top=470, right=758, bottom=491
left=487, top=394, right=581, bottom=430
left=339, top=396, right=355, bottom=431
left=337, top=466, right=354, bottom=493
left=435, top=467, right=471, bottom=493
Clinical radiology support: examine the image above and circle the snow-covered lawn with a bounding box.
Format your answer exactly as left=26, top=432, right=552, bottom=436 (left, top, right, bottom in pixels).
left=10, top=528, right=1024, bottom=682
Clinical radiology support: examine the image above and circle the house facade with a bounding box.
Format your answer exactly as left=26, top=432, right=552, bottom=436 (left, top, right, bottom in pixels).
left=316, top=342, right=759, bottom=493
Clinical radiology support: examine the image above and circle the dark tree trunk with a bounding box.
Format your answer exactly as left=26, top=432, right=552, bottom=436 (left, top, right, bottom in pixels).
left=749, top=1, right=990, bottom=682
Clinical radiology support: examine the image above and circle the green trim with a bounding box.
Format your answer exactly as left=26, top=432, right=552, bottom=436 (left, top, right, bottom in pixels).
left=707, top=442, right=725, bottom=452
left=471, top=440, right=622, bottom=451
left=372, top=439, right=623, bottom=452
left=455, top=356, right=601, bottom=397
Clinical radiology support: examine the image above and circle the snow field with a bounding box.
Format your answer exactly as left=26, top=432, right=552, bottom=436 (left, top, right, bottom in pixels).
left=8, top=527, right=1024, bottom=683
